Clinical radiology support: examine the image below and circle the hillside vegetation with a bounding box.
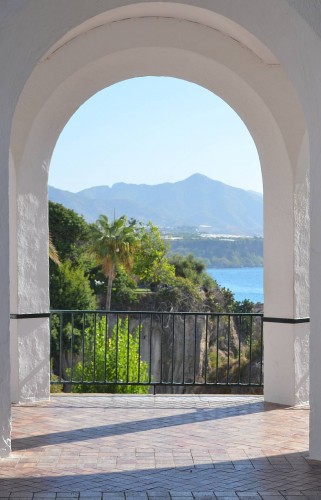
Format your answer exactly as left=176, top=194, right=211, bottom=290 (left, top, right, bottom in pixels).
left=168, top=237, right=263, bottom=268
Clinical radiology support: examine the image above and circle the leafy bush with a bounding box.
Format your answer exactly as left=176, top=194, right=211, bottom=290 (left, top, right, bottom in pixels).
left=70, top=317, right=149, bottom=393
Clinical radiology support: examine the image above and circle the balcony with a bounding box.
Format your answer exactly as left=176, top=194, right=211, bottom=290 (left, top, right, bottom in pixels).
left=0, top=311, right=318, bottom=497
left=0, top=394, right=318, bottom=498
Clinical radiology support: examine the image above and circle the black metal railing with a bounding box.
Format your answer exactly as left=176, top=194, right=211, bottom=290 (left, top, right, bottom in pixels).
left=50, top=310, right=263, bottom=392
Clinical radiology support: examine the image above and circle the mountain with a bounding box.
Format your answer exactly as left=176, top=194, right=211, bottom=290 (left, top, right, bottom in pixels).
left=48, top=174, right=263, bottom=236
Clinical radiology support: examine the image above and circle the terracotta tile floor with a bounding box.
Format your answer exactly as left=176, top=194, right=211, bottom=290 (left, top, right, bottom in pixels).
left=0, top=395, right=320, bottom=499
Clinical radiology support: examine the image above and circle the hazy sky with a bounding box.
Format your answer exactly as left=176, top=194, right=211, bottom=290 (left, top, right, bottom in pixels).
left=49, top=77, right=263, bottom=193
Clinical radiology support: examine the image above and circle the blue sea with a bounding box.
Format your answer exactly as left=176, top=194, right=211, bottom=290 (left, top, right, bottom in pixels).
left=207, top=267, right=264, bottom=303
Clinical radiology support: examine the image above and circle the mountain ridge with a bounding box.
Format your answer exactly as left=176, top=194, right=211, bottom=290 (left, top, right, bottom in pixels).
left=49, top=174, right=263, bottom=236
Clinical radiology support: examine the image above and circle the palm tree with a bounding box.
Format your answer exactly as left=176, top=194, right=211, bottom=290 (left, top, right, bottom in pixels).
left=91, top=215, right=140, bottom=310
left=49, top=233, right=60, bottom=266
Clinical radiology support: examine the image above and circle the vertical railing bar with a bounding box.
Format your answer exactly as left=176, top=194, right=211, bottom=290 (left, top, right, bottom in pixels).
left=260, top=315, right=263, bottom=386
left=193, top=314, right=197, bottom=384
left=49, top=313, right=52, bottom=382
left=182, top=314, right=186, bottom=385
left=70, top=313, right=74, bottom=383
left=59, top=313, right=63, bottom=382
left=82, top=312, right=85, bottom=384
left=115, top=314, right=119, bottom=383
left=227, top=315, right=230, bottom=384
left=126, top=315, right=130, bottom=384
left=216, top=315, right=219, bottom=383
left=93, top=313, right=97, bottom=382
left=205, top=314, right=209, bottom=384
left=160, top=314, right=164, bottom=383
left=138, top=313, right=142, bottom=383
left=149, top=313, right=153, bottom=384
left=238, top=315, right=241, bottom=384
left=104, top=311, right=108, bottom=383
left=171, top=314, right=175, bottom=384
left=249, top=315, right=253, bottom=385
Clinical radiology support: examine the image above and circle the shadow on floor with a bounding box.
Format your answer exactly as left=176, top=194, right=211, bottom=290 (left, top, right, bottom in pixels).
left=0, top=452, right=321, bottom=497
left=12, top=401, right=280, bottom=451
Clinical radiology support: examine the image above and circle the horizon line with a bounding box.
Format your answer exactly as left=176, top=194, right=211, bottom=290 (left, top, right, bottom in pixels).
left=49, top=172, right=264, bottom=195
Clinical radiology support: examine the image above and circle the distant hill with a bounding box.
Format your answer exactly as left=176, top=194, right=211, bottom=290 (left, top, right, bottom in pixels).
left=48, top=174, right=263, bottom=236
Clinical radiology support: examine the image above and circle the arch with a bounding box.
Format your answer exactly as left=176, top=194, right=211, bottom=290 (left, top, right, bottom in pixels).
left=1, top=0, right=315, bottom=457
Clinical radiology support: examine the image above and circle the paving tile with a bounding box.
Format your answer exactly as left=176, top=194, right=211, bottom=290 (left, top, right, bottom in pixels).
left=280, top=493, right=306, bottom=497
left=125, top=494, right=148, bottom=498
left=79, top=495, right=103, bottom=499
left=213, top=494, right=238, bottom=498
left=236, top=494, right=262, bottom=498
left=193, top=497, right=217, bottom=500
left=147, top=497, right=172, bottom=500
left=169, top=494, right=194, bottom=498
left=259, top=495, right=285, bottom=499
left=56, top=494, right=79, bottom=498
left=216, top=497, right=240, bottom=500
left=235, top=497, right=261, bottom=500
left=54, top=498, right=80, bottom=500
left=8, top=495, right=34, bottom=499
left=7, top=498, right=33, bottom=500
left=33, top=495, right=57, bottom=499
left=257, top=492, right=285, bottom=497
left=102, top=495, right=125, bottom=500
left=283, top=497, right=306, bottom=499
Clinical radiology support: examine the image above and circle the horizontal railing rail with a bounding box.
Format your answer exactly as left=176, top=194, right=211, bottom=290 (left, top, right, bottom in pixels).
left=50, top=310, right=263, bottom=393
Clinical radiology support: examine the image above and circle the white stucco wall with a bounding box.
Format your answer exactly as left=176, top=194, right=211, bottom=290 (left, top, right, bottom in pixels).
left=0, top=132, right=11, bottom=456
left=0, top=0, right=319, bottom=457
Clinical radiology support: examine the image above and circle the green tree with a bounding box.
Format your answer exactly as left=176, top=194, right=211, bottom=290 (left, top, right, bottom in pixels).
left=50, top=260, right=96, bottom=310
left=49, top=201, right=99, bottom=304
left=112, top=266, right=139, bottom=308
left=133, top=222, right=176, bottom=289
left=169, top=253, right=217, bottom=291
left=90, top=215, right=141, bottom=310
left=49, top=201, right=91, bottom=265
left=50, top=261, right=97, bottom=381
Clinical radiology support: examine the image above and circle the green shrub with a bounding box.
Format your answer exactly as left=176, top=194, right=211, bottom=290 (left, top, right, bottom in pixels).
left=70, top=317, right=149, bottom=394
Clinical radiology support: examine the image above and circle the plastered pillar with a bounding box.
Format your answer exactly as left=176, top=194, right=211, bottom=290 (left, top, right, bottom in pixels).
left=0, top=143, right=12, bottom=457
left=264, top=322, right=309, bottom=405
left=10, top=318, right=50, bottom=404
left=263, top=132, right=310, bottom=406
left=10, top=146, right=51, bottom=404
left=309, top=129, right=321, bottom=460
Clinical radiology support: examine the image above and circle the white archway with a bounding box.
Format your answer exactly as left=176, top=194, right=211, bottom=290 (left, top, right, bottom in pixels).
left=1, top=0, right=318, bottom=458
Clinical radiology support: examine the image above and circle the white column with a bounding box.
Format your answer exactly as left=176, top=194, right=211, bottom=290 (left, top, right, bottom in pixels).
left=263, top=133, right=310, bottom=406
left=11, top=150, right=51, bottom=404
left=264, top=322, right=309, bottom=405
left=309, top=139, right=321, bottom=459
left=10, top=318, right=50, bottom=404
left=0, top=143, right=12, bottom=456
